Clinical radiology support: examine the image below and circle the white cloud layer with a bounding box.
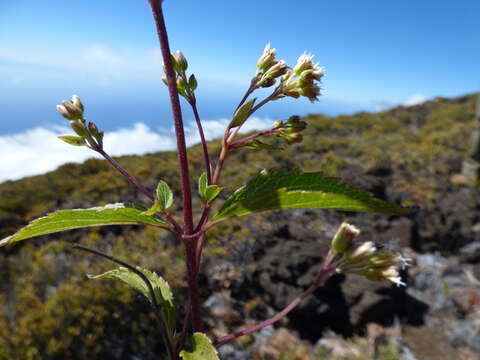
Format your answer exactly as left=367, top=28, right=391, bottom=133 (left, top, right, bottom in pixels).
left=401, top=94, right=428, bottom=106
left=0, top=117, right=272, bottom=183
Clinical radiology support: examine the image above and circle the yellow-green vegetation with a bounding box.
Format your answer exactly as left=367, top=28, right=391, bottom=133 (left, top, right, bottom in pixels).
left=0, top=94, right=476, bottom=358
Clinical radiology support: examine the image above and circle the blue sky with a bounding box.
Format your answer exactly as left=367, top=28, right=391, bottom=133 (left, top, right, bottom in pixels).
left=0, top=0, right=479, bottom=181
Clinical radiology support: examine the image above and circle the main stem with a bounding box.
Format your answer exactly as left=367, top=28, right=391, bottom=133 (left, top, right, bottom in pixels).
left=148, top=0, right=193, bottom=234
left=148, top=0, right=203, bottom=335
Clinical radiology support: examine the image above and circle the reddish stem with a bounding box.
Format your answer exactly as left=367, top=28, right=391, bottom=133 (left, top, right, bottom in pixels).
left=190, top=100, right=212, bottom=184
left=213, top=265, right=335, bottom=345
left=96, top=149, right=155, bottom=202
left=148, top=0, right=194, bottom=235
left=148, top=0, right=202, bottom=336
left=229, top=128, right=279, bottom=149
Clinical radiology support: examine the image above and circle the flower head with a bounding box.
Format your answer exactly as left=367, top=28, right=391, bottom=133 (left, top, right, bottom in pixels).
left=330, top=222, right=408, bottom=287
left=276, top=52, right=324, bottom=102
left=256, top=43, right=277, bottom=72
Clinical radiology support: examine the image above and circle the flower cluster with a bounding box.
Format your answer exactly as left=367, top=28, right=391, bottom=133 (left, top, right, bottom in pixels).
left=277, top=53, right=325, bottom=102
left=56, top=95, right=104, bottom=150
left=331, top=222, right=409, bottom=287
left=273, top=116, right=307, bottom=144
left=162, top=51, right=198, bottom=103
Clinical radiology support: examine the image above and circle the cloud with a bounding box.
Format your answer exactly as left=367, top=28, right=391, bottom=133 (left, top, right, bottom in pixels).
left=0, top=44, right=162, bottom=86
left=401, top=94, right=428, bottom=106
left=0, top=117, right=272, bottom=183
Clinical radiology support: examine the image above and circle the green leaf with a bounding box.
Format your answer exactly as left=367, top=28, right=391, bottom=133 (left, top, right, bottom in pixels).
left=198, top=172, right=208, bottom=199
left=89, top=266, right=176, bottom=331
left=58, top=135, right=86, bottom=146
left=0, top=203, right=168, bottom=247
left=140, top=201, right=161, bottom=216
left=212, top=170, right=407, bottom=221
left=180, top=333, right=219, bottom=360
left=228, top=98, right=256, bottom=129
left=156, top=180, right=174, bottom=210
left=204, top=185, right=222, bottom=201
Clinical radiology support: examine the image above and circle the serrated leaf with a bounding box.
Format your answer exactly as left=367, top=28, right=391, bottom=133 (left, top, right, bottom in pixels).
left=204, top=185, right=222, bottom=201
left=156, top=180, right=173, bottom=210
left=228, top=98, right=256, bottom=129
left=180, top=333, right=219, bottom=360
left=0, top=203, right=168, bottom=247
left=198, top=172, right=208, bottom=199
left=212, top=170, right=407, bottom=221
left=58, top=135, right=86, bottom=146
left=89, top=266, right=176, bottom=331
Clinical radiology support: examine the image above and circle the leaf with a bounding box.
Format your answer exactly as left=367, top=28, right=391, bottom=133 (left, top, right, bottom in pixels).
left=89, top=266, right=176, bottom=331
left=58, top=135, right=86, bottom=146
left=0, top=203, right=168, bottom=247
left=212, top=170, right=407, bottom=221
left=180, top=333, right=219, bottom=360
left=198, top=172, right=208, bottom=199
left=228, top=98, right=256, bottom=129
left=204, top=185, right=222, bottom=201
left=156, top=180, right=174, bottom=210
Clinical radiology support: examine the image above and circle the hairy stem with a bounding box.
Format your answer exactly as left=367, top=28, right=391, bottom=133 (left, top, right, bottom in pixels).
left=72, top=244, right=176, bottom=360
left=213, top=265, right=335, bottom=345
left=96, top=148, right=155, bottom=202
left=148, top=0, right=194, bottom=235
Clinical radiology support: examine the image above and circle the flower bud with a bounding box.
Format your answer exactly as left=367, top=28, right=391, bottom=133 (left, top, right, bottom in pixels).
left=284, top=133, right=303, bottom=144
left=273, top=120, right=284, bottom=128
left=265, top=60, right=288, bottom=79
left=57, top=96, right=84, bottom=120
left=71, top=95, right=84, bottom=113
left=70, top=120, right=88, bottom=137
left=176, top=76, right=187, bottom=90
left=188, top=74, right=198, bottom=91
left=256, top=43, right=277, bottom=71
left=349, top=241, right=376, bottom=260
left=172, top=50, right=188, bottom=73
left=331, top=222, right=360, bottom=255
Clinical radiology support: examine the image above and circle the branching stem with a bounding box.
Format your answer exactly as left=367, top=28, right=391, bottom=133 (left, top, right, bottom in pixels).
left=213, top=257, right=337, bottom=345
left=96, top=148, right=155, bottom=202
left=189, top=99, right=212, bottom=184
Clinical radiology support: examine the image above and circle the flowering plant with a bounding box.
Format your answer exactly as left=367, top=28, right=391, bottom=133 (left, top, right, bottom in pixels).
left=1, top=1, right=408, bottom=359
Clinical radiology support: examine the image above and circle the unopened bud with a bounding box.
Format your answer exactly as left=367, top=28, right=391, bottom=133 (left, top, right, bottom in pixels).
left=71, top=95, right=84, bottom=113
left=331, top=222, right=360, bottom=255
left=188, top=74, right=198, bottom=91
left=172, top=50, right=188, bottom=73
left=88, top=122, right=99, bottom=135
left=176, top=77, right=187, bottom=90
left=284, top=133, right=303, bottom=144
left=273, top=120, right=284, bottom=128
left=70, top=120, right=88, bottom=137
left=57, top=96, right=84, bottom=120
